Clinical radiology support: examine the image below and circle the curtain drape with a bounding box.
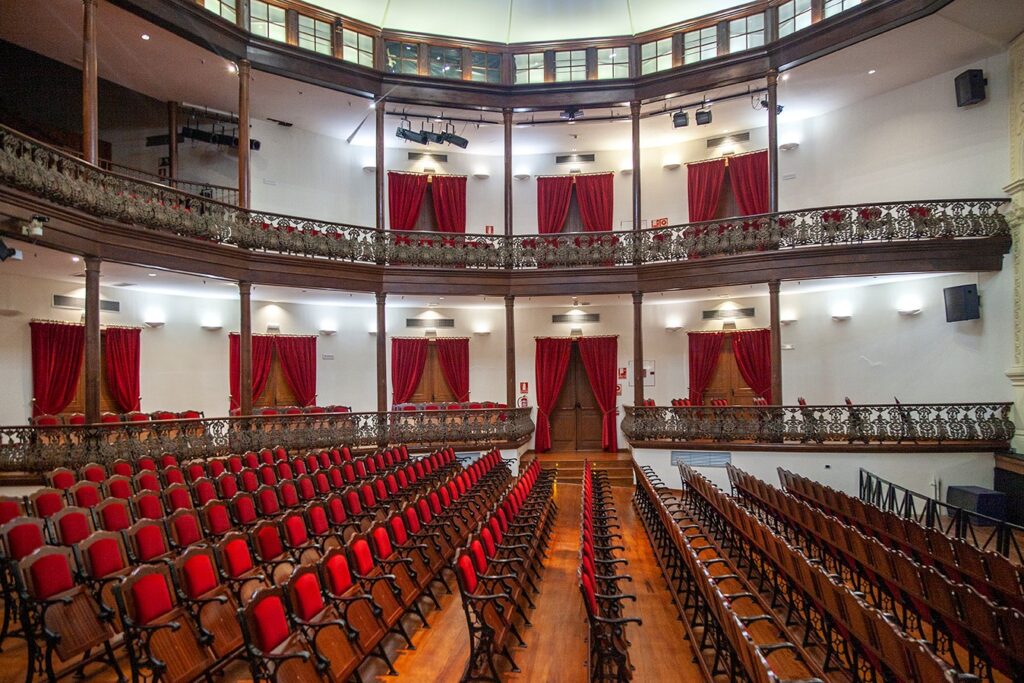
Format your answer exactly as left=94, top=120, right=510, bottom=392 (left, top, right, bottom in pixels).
left=229, top=334, right=275, bottom=411
left=388, top=172, right=429, bottom=230
left=688, top=332, right=725, bottom=405
left=537, top=176, right=574, bottom=234
left=733, top=329, right=773, bottom=403
left=575, top=173, right=614, bottom=232
left=30, top=321, right=85, bottom=416
left=687, top=159, right=726, bottom=223
left=105, top=327, right=141, bottom=412
left=729, top=150, right=769, bottom=217
left=275, top=336, right=318, bottom=407
left=534, top=337, right=573, bottom=452
left=391, top=338, right=428, bottom=405
left=436, top=338, right=470, bottom=402
left=432, top=175, right=467, bottom=234
left=577, top=337, right=618, bottom=451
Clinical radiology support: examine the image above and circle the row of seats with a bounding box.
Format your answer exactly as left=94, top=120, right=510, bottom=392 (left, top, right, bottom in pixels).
left=686, top=466, right=966, bottom=682
left=731, top=465, right=1024, bottom=680
left=579, top=461, right=640, bottom=682
left=632, top=463, right=828, bottom=682
left=393, top=401, right=508, bottom=411
left=231, top=405, right=352, bottom=416
left=32, top=409, right=204, bottom=426
left=454, top=459, right=556, bottom=682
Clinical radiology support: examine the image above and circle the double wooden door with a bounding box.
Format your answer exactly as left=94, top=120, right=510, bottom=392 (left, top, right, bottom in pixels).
left=549, top=344, right=603, bottom=451
left=703, top=334, right=757, bottom=406
left=409, top=342, right=457, bottom=404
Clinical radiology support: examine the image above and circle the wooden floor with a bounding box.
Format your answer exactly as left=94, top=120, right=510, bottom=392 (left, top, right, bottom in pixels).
left=0, top=481, right=702, bottom=683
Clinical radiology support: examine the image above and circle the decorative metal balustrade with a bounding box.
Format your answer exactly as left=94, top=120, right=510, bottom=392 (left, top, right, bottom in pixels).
left=622, top=402, right=1014, bottom=446
left=0, top=124, right=1011, bottom=270
left=0, top=408, right=534, bottom=474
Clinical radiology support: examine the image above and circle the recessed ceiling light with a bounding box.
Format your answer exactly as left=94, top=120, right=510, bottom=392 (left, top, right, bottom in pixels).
left=148, top=273, right=157, bottom=277
left=781, top=73, right=789, bottom=81
left=227, top=63, right=238, bottom=74
left=71, top=256, right=80, bottom=263
left=868, top=69, right=876, bottom=75
left=141, top=33, right=151, bottom=41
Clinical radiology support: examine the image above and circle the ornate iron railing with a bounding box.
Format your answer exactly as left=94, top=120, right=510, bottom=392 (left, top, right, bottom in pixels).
left=858, top=468, right=1024, bottom=562
left=0, top=124, right=1011, bottom=270
left=621, top=402, right=1014, bottom=446
left=0, top=408, right=534, bottom=473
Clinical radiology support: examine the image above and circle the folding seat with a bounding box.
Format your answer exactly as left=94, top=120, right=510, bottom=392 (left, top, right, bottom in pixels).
left=230, top=492, right=260, bottom=530
left=169, top=545, right=244, bottom=659
left=468, top=536, right=531, bottom=627
left=68, top=480, right=102, bottom=509
left=115, top=563, right=215, bottom=683
left=284, top=564, right=365, bottom=681
left=302, top=502, right=345, bottom=553
left=163, top=483, right=194, bottom=512
left=958, top=586, right=1013, bottom=676
left=77, top=530, right=132, bottom=628
left=365, top=527, right=433, bottom=624
left=951, top=539, right=989, bottom=586
left=346, top=536, right=415, bottom=648
left=17, top=546, right=122, bottom=682
left=198, top=499, right=234, bottom=541
left=214, top=532, right=268, bottom=604
left=136, top=455, right=158, bottom=472
left=110, top=458, right=134, bottom=477
left=49, top=506, right=95, bottom=546
left=313, top=470, right=331, bottom=496
left=104, top=474, right=134, bottom=500
left=364, top=457, right=378, bottom=476
left=344, top=488, right=378, bottom=530
left=280, top=510, right=323, bottom=565
left=242, top=451, right=260, bottom=469
left=986, top=551, right=1024, bottom=601
left=398, top=504, right=451, bottom=578
left=127, top=490, right=162, bottom=521
left=240, top=468, right=261, bottom=493
left=28, top=487, right=66, bottom=518
left=66, top=413, right=86, bottom=426
left=274, top=447, right=289, bottom=462
left=259, top=448, right=276, bottom=465
left=454, top=548, right=521, bottom=680
left=354, top=460, right=368, bottom=480
left=124, top=519, right=173, bottom=564
left=217, top=471, right=240, bottom=499
left=259, top=464, right=279, bottom=487
left=0, top=495, right=24, bottom=525
left=79, top=462, right=107, bottom=484
left=256, top=485, right=284, bottom=519
left=2, top=517, right=46, bottom=563
left=236, top=587, right=322, bottom=682
left=47, top=467, right=77, bottom=491
left=924, top=529, right=960, bottom=578
left=162, top=466, right=187, bottom=487
left=318, top=547, right=395, bottom=671
left=191, top=476, right=218, bottom=507
left=251, top=519, right=297, bottom=584
left=167, top=508, right=205, bottom=549
left=339, top=447, right=353, bottom=463
left=227, top=454, right=245, bottom=473
left=183, top=460, right=207, bottom=484
left=207, top=458, right=227, bottom=478
left=133, top=470, right=161, bottom=493
left=277, top=459, right=295, bottom=481
left=279, top=480, right=301, bottom=509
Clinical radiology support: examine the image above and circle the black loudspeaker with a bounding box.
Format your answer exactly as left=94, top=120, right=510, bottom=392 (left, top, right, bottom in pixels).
left=944, top=284, right=981, bottom=322
left=955, top=69, right=987, bottom=107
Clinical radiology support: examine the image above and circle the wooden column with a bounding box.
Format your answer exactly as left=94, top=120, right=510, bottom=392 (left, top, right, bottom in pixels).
left=237, top=59, right=251, bottom=208
left=632, top=291, right=644, bottom=407
left=769, top=280, right=783, bottom=404
left=376, top=292, right=387, bottom=412
left=767, top=69, right=780, bottom=213
left=82, top=0, right=99, bottom=164
left=167, top=101, right=179, bottom=184
left=503, top=108, right=513, bottom=236
left=375, top=102, right=385, bottom=231
left=630, top=101, right=642, bottom=262
left=238, top=281, right=253, bottom=416
left=84, top=257, right=101, bottom=423
left=505, top=295, right=516, bottom=406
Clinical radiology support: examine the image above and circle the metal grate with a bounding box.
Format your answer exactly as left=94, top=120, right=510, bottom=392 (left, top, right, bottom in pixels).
left=552, top=313, right=599, bottom=323
left=706, top=131, right=750, bottom=149
left=702, top=308, right=754, bottom=320
left=52, top=295, right=120, bottom=313
left=555, top=153, right=596, bottom=164
left=406, top=318, right=455, bottom=328
left=408, top=152, right=448, bottom=162
left=670, top=451, right=731, bottom=467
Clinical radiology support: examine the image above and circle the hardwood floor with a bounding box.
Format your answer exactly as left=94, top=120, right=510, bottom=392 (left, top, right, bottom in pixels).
left=0, top=480, right=702, bottom=683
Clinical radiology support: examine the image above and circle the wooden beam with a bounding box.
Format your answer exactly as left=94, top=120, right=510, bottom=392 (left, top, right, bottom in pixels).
left=167, top=101, right=179, bottom=184
left=376, top=292, right=387, bottom=411
left=239, top=280, right=253, bottom=415
left=84, top=256, right=101, bottom=423
left=503, top=107, right=513, bottom=236
left=82, top=0, right=99, bottom=165
left=375, top=101, right=385, bottom=233
left=769, top=279, right=782, bottom=404
left=766, top=68, right=779, bottom=213
left=505, top=294, right=516, bottom=406
left=633, top=291, right=644, bottom=407
left=630, top=100, right=642, bottom=247
left=237, top=59, right=251, bottom=208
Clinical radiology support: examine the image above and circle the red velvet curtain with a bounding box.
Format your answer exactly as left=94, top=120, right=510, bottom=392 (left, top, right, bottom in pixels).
left=432, top=175, right=467, bottom=234
left=688, top=332, right=724, bottom=405
left=388, top=172, right=428, bottom=230
left=276, top=336, right=318, bottom=407
left=537, top=176, right=574, bottom=234
left=436, top=338, right=470, bottom=402
left=575, top=173, right=614, bottom=232
left=733, top=329, right=773, bottom=403
left=30, top=321, right=85, bottom=416
left=229, top=334, right=275, bottom=411
left=687, top=159, right=726, bottom=223
left=105, top=327, right=141, bottom=412
left=729, top=150, right=769, bottom=216
left=577, top=337, right=618, bottom=451
left=391, top=338, right=428, bottom=405
left=534, top=338, right=573, bottom=452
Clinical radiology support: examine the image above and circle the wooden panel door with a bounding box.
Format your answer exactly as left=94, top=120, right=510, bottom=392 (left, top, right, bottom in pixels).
left=254, top=349, right=298, bottom=408
left=409, top=342, right=457, bottom=404
left=703, top=334, right=756, bottom=406
left=549, top=344, right=603, bottom=451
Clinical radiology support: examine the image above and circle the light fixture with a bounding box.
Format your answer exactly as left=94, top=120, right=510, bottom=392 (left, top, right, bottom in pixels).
left=896, top=296, right=923, bottom=316
left=396, top=117, right=428, bottom=145
left=266, top=323, right=280, bottom=332
left=868, top=69, right=877, bottom=75
left=473, top=172, right=490, bottom=179
left=473, top=328, right=491, bottom=336
left=200, top=323, right=222, bottom=331
left=570, top=327, right=583, bottom=337
left=663, top=162, right=681, bottom=170
left=144, top=320, right=165, bottom=328
left=780, top=142, right=800, bottom=152
left=513, top=173, right=531, bottom=180
left=440, top=122, right=469, bottom=149
left=897, top=308, right=922, bottom=317
left=422, top=166, right=436, bottom=174
left=141, top=33, right=151, bottom=41
left=780, top=314, right=798, bottom=325
left=227, top=62, right=238, bottom=74
left=560, top=107, right=584, bottom=122
left=424, top=328, right=437, bottom=337
left=147, top=273, right=157, bottom=277
left=319, top=328, right=337, bottom=336
left=831, top=314, right=851, bottom=321
left=831, top=302, right=853, bottom=321
left=695, top=108, right=712, bottom=125
left=665, top=324, right=682, bottom=332
left=71, top=256, right=80, bottom=263
left=319, top=320, right=338, bottom=335
left=672, top=111, right=689, bottom=128
left=0, top=239, right=17, bottom=262
left=361, top=165, right=376, bottom=173
left=781, top=73, right=790, bottom=81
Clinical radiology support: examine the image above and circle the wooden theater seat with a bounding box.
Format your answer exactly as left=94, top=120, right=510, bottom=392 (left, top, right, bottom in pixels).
left=237, top=587, right=322, bottom=682
left=170, top=546, right=244, bottom=659
left=285, top=564, right=364, bottom=682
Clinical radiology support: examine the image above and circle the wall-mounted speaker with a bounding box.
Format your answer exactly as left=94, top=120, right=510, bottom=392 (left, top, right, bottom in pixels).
left=954, top=69, right=986, bottom=107
left=943, top=284, right=980, bottom=322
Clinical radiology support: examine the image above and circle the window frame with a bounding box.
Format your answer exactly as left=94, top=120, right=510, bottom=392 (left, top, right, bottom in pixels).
left=470, top=51, right=502, bottom=83
left=596, top=47, right=630, bottom=80
left=728, top=13, right=766, bottom=54
left=553, top=49, right=587, bottom=82
left=297, top=14, right=332, bottom=56
left=640, top=37, right=673, bottom=75
left=385, top=41, right=421, bottom=75
left=778, top=0, right=813, bottom=37
left=682, top=26, right=718, bottom=65
left=341, top=28, right=374, bottom=68
left=249, top=0, right=288, bottom=43
left=427, top=45, right=464, bottom=80
left=202, top=0, right=236, bottom=24
left=514, top=52, right=546, bottom=85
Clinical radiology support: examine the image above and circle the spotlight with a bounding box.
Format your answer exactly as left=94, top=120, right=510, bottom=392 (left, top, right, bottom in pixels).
left=759, top=99, right=784, bottom=115
left=395, top=118, right=428, bottom=144
left=695, top=109, right=712, bottom=125
left=672, top=110, right=689, bottom=128
left=440, top=121, right=469, bottom=149
left=560, top=107, right=584, bottom=122
left=0, top=239, right=17, bottom=262
left=422, top=128, right=446, bottom=144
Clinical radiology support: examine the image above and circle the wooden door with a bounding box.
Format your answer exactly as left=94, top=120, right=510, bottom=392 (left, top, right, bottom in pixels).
left=409, top=342, right=457, bottom=404
left=254, top=349, right=298, bottom=408
left=703, top=334, right=756, bottom=406
left=64, top=331, right=118, bottom=415
left=549, top=344, right=603, bottom=451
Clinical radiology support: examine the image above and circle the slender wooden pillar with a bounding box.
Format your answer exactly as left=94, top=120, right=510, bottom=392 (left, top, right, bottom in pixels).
left=375, top=102, right=385, bottom=231
left=237, top=59, right=251, bottom=208
left=376, top=292, right=387, bottom=412
left=505, top=295, right=516, bottom=406
left=630, top=101, right=642, bottom=263
left=767, top=69, right=780, bottom=213
left=82, top=0, right=99, bottom=164
left=167, top=101, right=179, bottom=184
left=769, top=280, right=783, bottom=404
left=238, top=281, right=253, bottom=416
left=84, top=257, right=101, bottom=423
left=632, top=291, right=644, bottom=407
left=503, top=108, right=513, bottom=236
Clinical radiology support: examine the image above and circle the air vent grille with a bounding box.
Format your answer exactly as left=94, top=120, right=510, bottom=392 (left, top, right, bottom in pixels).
left=406, top=318, right=455, bottom=328
left=670, top=451, right=731, bottom=467
left=555, top=153, right=595, bottom=164
left=52, top=295, right=120, bottom=313
left=702, top=308, right=754, bottom=320
left=408, top=152, right=448, bottom=162
left=707, top=132, right=750, bottom=149
left=552, top=313, right=599, bottom=323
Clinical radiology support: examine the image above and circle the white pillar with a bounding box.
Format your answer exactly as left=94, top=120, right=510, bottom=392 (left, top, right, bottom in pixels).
left=1004, top=34, right=1024, bottom=452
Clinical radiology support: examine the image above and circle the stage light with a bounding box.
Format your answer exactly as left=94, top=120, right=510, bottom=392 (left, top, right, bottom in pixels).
left=396, top=117, right=429, bottom=144
left=695, top=109, right=712, bottom=125
left=443, top=132, right=469, bottom=149
left=560, top=107, right=584, bottom=122
left=672, top=111, right=689, bottom=128
left=759, top=99, right=784, bottom=115
left=0, top=239, right=17, bottom=262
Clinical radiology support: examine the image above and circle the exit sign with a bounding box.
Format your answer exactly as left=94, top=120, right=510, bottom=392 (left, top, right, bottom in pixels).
left=485, top=225, right=495, bottom=235
left=651, top=217, right=669, bottom=228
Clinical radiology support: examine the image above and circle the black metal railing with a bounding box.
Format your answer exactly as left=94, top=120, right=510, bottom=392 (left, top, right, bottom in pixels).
left=621, top=402, right=1014, bottom=446
left=859, top=468, right=1024, bottom=561
left=0, top=124, right=1010, bottom=270
left=0, top=408, right=535, bottom=473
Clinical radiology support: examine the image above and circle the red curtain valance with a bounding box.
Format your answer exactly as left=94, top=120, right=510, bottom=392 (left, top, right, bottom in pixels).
left=534, top=337, right=573, bottom=452
left=436, top=337, right=470, bottom=402
left=432, top=175, right=467, bottom=234
left=537, top=176, right=574, bottom=234
left=687, top=159, right=726, bottom=223
left=105, top=327, right=141, bottom=413
left=687, top=332, right=724, bottom=405
left=729, top=150, right=769, bottom=216
left=732, top=328, right=772, bottom=403
left=577, top=336, right=618, bottom=451
left=391, top=338, right=428, bottom=405
left=30, top=321, right=85, bottom=416
left=229, top=333, right=278, bottom=411
left=388, top=171, right=429, bottom=230
left=575, top=173, right=614, bottom=232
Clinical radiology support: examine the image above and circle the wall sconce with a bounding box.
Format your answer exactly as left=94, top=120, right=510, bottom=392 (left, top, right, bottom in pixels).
left=897, top=307, right=922, bottom=317
left=266, top=323, right=281, bottom=333
left=143, top=308, right=166, bottom=328
left=662, top=162, right=681, bottom=171
left=422, top=166, right=436, bottom=174
left=424, top=328, right=437, bottom=337
left=200, top=314, right=222, bottom=331
left=780, top=316, right=798, bottom=325
left=361, top=165, right=376, bottom=173
left=722, top=319, right=737, bottom=330
left=780, top=142, right=800, bottom=152
left=664, top=324, right=682, bottom=332
left=473, top=327, right=491, bottom=336
left=570, top=328, right=583, bottom=337
left=896, top=296, right=922, bottom=317
left=831, top=314, right=852, bottom=322
left=513, top=173, right=531, bottom=180
left=319, top=328, right=337, bottom=336
left=144, top=320, right=165, bottom=329
left=472, top=172, right=490, bottom=180
left=831, top=303, right=853, bottom=321
left=619, top=167, right=632, bottom=175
